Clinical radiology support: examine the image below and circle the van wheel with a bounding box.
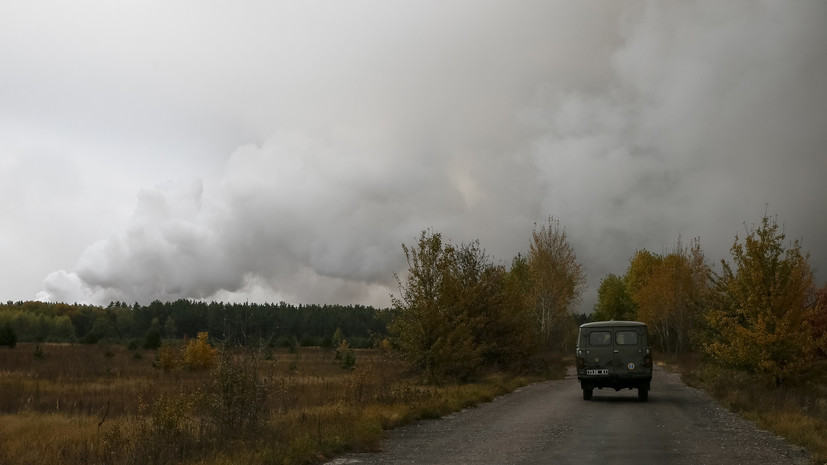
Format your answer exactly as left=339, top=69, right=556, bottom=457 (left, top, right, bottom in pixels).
left=638, top=387, right=648, bottom=401
left=583, top=387, right=593, bottom=401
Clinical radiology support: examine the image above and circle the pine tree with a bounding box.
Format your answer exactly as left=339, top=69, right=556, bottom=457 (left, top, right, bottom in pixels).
left=0, top=323, right=17, bottom=348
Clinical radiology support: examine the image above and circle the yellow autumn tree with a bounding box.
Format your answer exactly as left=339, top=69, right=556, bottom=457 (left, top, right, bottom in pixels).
left=183, top=332, right=217, bottom=370
left=628, top=238, right=709, bottom=354
left=704, top=214, right=817, bottom=386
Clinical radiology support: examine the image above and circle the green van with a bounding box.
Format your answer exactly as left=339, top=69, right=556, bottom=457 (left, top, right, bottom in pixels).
left=575, top=321, right=653, bottom=401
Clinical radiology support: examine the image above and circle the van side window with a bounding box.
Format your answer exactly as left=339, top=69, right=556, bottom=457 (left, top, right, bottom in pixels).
left=589, top=331, right=611, bottom=346
left=616, top=330, right=638, bottom=345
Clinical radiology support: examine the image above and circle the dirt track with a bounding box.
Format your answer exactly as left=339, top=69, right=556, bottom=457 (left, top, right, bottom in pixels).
left=327, top=366, right=811, bottom=465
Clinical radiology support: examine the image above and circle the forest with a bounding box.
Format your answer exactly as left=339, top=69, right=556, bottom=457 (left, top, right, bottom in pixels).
left=0, top=299, right=391, bottom=349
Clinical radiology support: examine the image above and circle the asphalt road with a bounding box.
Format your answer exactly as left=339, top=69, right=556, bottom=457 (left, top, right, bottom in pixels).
left=327, top=366, right=812, bottom=465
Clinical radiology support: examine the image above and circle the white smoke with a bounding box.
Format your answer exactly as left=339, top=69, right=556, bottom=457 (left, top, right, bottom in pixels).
left=30, top=1, right=827, bottom=308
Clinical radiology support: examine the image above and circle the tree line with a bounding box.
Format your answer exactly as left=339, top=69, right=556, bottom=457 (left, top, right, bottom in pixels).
left=593, top=213, right=827, bottom=386
left=0, top=299, right=390, bottom=349
left=1, top=216, right=590, bottom=384
left=389, top=211, right=826, bottom=385
left=3, top=212, right=824, bottom=387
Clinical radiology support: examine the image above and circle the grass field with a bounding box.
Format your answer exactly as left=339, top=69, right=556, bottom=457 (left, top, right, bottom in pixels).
left=0, top=342, right=562, bottom=465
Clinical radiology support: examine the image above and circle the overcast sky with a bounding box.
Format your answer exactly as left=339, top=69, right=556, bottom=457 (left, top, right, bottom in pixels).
left=1, top=1, right=825, bottom=312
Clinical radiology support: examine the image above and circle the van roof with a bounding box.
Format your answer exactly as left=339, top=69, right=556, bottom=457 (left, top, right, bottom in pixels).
left=579, top=320, right=647, bottom=328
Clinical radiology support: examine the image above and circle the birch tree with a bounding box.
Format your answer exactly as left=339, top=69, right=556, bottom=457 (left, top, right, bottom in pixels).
left=527, top=217, right=586, bottom=351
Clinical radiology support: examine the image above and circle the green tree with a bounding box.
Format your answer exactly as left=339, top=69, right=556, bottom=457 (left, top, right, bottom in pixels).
left=486, top=254, right=540, bottom=367
left=50, top=315, right=76, bottom=342
left=527, top=217, right=586, bottom=351
left=704, top=214, right=817, bottom=385
left=593, top=274, right=636, bottom=321
left=164, top=317, right=178, bottom=339
left=390, top=230, right=535, bottom=381
left=448, top=242, right=535, bottom=369
left=0, top=323, right=17, bottom=348
left=113, top=305, right=135, bottom=339
left=144, top=317, right=162, bottom=349
left=390, top=231, right=481, bottom=381
left=87, top=313, right=117, bottom=343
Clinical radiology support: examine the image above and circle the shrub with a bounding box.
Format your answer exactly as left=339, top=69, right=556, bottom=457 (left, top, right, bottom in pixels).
left=207, top=349, right=268, bottom=439
left=128, top=392, right=206, bottom=465
left=335, top=339, right=356, bottom=370
left=156, top=341, right=180, bottom=370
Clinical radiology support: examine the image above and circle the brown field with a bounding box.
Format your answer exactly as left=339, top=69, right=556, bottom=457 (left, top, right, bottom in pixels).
left=0, top=342, right=557, bottom=465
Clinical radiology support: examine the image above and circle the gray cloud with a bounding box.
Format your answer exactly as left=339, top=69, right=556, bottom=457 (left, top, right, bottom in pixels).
left=1, top=1, right=823, bottom=309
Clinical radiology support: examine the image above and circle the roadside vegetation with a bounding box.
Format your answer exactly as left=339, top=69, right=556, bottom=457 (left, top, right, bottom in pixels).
left=390, top=218, right=586, bottom=382
left=594, top=211, right=827, bottom=463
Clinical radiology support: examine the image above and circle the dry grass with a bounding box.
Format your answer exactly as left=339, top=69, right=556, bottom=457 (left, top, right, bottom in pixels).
left=0, top=413, right=102, bottom=465
left=0, top=343, right=560, bottom=465
left=0, top=343, right=204, bottom=416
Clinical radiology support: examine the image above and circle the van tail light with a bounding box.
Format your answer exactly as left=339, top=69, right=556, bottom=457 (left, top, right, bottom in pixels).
left=576, top=357, right=585, bottom=369
left=644, top=352, right=653, bottom=368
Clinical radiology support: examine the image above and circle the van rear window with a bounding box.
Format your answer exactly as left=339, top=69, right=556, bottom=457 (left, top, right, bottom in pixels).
left=588, top=331, right=611, bottom=346
left=616, top=330, right=639, bottom=345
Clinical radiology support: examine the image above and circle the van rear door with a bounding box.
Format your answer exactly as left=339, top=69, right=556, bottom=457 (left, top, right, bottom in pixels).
left=583, top=328, right=613, bottom=375
left=613, top=327, right=647, bottom=376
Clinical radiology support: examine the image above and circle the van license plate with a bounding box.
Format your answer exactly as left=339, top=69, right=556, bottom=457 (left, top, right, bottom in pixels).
left=587, top=369, right=608, bottom=375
